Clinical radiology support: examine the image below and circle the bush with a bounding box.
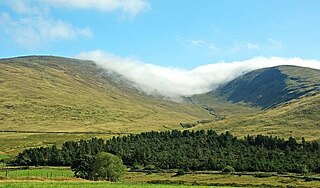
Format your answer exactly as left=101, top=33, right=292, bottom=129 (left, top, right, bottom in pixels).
left=92, top=152, right=127, bottom=182
left=71, top=152, right=127, bottom=182
left=254, top=173, right=273, bottom=178
left=132, top=163, right=143, bottom=170
left=176, top=169, right=186, bottom=176
left=222, top=165, right=235, bottom=173
left=295, top=164, right=308, bottom=174
left=144, top=164, right=157, bottom=170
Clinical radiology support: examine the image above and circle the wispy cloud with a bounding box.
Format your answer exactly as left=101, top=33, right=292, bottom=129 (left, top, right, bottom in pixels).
left=268, top=38, right=283, bottom=50
left=230, top=41, right=260, bottom=53
left=179, top=36, right=263, bottom=55
left=77, top=50, right=320, bottom=99
left=188, top=39, right=220, bottom=52
left=0, top=12, right=92, bottom=49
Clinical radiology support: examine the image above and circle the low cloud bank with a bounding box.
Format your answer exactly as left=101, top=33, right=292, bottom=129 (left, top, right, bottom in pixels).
left=77, top=50, right=320, bottom=98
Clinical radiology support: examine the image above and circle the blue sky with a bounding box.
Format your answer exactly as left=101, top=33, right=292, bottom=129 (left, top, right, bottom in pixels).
left=1, top=0, right=320, bottom=69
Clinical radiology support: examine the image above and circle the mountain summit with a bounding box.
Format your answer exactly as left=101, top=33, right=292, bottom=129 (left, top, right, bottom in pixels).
left=216, top=65, right=320, bottom=108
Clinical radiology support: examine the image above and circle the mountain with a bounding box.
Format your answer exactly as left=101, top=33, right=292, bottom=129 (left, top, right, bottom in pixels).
left=0, top=56, right=212, bottom=133
left=215, top=65, right=320, bottom=108
left=193, top=92, right=320, bottom=141
left=189, top=65, right=320, bottom=140
left=1, top=56, right=319, bottom=155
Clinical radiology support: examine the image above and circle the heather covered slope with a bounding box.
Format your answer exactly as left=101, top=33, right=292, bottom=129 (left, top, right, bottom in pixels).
left=0, top=56, right=212, bottom=133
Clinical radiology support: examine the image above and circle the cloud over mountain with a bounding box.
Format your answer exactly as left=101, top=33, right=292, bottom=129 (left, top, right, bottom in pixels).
left=78, top=50, right=320, bottom=99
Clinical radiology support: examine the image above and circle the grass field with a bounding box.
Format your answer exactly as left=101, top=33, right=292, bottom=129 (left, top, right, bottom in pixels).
left=1, top=168, right=320, bottom=187
left=0, top=182, right=232, bottom=188
left=0, top=167, right=73, bottom=179
left=0, top=155, right=10, bottom=161
left=124, top=172, right=320, bottom=187
left=0, top=132, right=118, bottom=155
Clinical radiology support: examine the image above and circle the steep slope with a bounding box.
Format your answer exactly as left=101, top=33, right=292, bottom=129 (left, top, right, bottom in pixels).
left=189, top=65, right=320, bottom=141
left=216, top=65, right=320, bottom=108
left=0, top=56, right=212, bottom=133
left=193, top=93, right=320, bottom=140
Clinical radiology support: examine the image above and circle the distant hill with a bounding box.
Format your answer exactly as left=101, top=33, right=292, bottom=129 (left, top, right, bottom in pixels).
left=0, top=56, right=212, bottom=133
left=193, top=93, right=320, bottom=141
left=189, top=65, right=320, bottom=140
left=215, top=65, right=320, bottom=108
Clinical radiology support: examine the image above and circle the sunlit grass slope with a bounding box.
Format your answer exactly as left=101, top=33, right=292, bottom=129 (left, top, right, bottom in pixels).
left=194, top=93, right=320, bottom=140
left=0, top=56, right=212, bottom=133
left=191, top=65, right=320, bottom=140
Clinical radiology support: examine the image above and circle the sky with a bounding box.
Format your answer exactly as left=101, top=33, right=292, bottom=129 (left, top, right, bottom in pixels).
left=1, top=0, right=320, bottom=97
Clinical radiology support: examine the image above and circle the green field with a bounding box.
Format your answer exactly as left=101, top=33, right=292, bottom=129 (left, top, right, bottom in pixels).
left=0, top=167, right=73, bottom=179
left=0, top=132, right=118, bottom=155
left=1, top=168, right=320, bottom=187
left=0, top=155, right=10, bottom=161
left=0, top=182, right=232, bottom=188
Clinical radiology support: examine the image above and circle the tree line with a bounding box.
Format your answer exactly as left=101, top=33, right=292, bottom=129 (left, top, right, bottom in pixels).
left=14, top=130, right=320, bottom=173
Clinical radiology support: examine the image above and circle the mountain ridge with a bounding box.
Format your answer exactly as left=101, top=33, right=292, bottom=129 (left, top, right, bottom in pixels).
left=200, top=65, right=320, bottom=108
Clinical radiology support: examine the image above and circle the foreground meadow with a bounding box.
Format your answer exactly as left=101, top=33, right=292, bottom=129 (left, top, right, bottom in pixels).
left=1, top=168, right=320, bottom=187
left=0, top=182, right=232, bottom=188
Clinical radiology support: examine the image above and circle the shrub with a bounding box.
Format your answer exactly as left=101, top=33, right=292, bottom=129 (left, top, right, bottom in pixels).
left=144, top=164, right=156, bottom=170
left=176, top=169, right=186, bottom=176
left=132, top=163, right=144, bottom=170
left=254, top=173, right=273, bottom=178
left=71, top=152, right=127, bottom=182
left=222, top=165, right=235, bottom=173
left=295, top=164, right=308, bottom=174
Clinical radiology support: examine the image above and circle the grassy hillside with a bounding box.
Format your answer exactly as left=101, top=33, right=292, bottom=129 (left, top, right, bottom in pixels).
left=189, top=65, right=320, bottom=141
left=1, top=57, right=319, bottom=154
left=0, top=56, right=212, bottom=133
left=0, top=56, right=213, bottom=155
left=193, top=93, right=320, bottom=141
left=215, top=65, right=320, bottom=108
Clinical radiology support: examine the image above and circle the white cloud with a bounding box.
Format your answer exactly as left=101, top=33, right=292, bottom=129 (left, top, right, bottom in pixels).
left=180, top=37, right=263, bottom=54
left=0, top=13, right=92, bottom=49
left=44, top=0, right=150, bottom=16
left=1, top=0, right=149, bottom=49
left=76, top=50, right=320, bottom=99
left=188, top=39, right=220, bottom=52
left=245, top=42, right=260, bottom=50
left=230, top=41, right=260, bottom=52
